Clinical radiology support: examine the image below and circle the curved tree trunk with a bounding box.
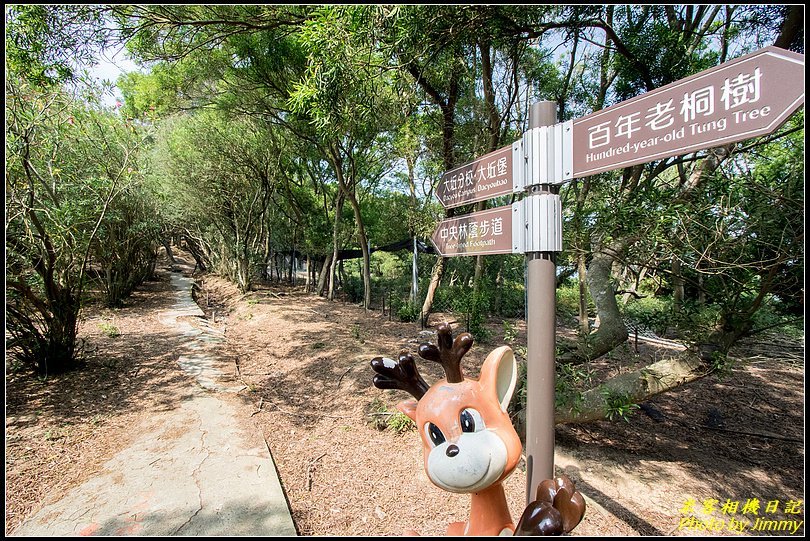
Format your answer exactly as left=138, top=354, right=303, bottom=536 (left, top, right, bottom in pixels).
left=343, top=186, right=372, bottom=309
left=405, top=53, right=460, bottom=324
left=162, top=239, right=176, bottom=264
left=567, top=240, right=629, bottom=361
left=554, top=349, right=709, bottom=424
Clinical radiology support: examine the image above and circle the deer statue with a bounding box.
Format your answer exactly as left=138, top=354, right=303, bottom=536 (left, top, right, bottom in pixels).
left=371, top=322, right=585, bottom=536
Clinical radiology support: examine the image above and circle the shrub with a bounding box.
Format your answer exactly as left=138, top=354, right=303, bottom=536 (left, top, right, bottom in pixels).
left=397, top=301, right=421, bottom=323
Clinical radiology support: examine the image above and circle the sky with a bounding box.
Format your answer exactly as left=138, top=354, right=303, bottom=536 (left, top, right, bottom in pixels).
left=91, top=45, right=140, bottom=108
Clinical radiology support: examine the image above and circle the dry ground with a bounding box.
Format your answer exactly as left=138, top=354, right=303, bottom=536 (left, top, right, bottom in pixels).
left=5, top=252, right=805, bottom=536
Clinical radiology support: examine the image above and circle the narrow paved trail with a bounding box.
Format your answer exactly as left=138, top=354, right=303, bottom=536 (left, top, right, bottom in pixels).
left=11, top=263, right=296, bottom=537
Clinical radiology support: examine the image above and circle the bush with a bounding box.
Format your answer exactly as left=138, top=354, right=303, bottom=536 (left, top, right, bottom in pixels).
left=397, top=301, right=421, bottom=322
left=387, top=412, right=416, bottom=434
left=622, top=296, right=722, bottom=341
left=452, top=288, right=491, bottom=342
left=622, top=296, right=672, bottom=335
left=556, top=282, right=590, bottom=321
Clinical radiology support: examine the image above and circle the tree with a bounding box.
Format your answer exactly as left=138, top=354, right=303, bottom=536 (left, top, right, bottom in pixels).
left=5, top=76, right=149, bottom=374
left=143, top=111, right=280, bottom=293
left=19, top=4, right=800, bottom=424
left=5, top=4, right=112, bottom=87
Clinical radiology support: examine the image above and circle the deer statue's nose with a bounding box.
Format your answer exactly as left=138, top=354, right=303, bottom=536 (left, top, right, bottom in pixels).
left=446, top=444, right=460, bottom=457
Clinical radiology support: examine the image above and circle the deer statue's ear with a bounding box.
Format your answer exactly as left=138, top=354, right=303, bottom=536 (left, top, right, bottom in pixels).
left=479, top=346, right=517, bottom=413
left=397, top=399, right=418, bottom=422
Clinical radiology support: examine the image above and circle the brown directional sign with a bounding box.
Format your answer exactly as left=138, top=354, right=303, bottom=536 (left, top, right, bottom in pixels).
left=436, top=145, right=513, bottom=208
left=430, top=205, right=515, bottom=257
left=571, top=46, right=805, bottom=178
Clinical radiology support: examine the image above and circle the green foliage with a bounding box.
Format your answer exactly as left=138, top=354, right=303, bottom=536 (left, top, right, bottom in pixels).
left=508, top=349, right=594, bottom=423
left=397, top=302, right=421, bottom=323
left=386, top=412, right=416, bottom=434
left=93, top=181, right=162, bottom=307
left=705, top=349, right=733, bottom=381
left=351, top=324, right=365, bottom=344
left=750, top=302, right=804, bottom=340
left=502, top=320, right=518, bottom=344
left=507, top=355, right=528, bottom=423
left=601, top=389, right=639, bottom=422
left=144, top=111, right=284, bottom=293
left=98, top=322, right=121, bottom=338
left=622, top=296, right=674, bottom=336
left=5, top=5, right=110, bottom=87
left=556, top=282, right=589, bottom=321
left=5, top=71, right=153, bottom=375
left=367, top=397, right=415, bottom=433
left=556, top=363, right=593, bottom=413
left=8, top=5, right=803, bottom=395
left=453, top=288, right=491, bottom=343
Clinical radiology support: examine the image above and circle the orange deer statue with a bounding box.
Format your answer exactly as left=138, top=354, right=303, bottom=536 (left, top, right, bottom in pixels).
left=371, top=323, right=585, bottom=536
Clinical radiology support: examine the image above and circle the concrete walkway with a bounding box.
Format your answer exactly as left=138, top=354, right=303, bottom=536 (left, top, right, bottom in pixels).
left=12, top=270, right=297, bottom=537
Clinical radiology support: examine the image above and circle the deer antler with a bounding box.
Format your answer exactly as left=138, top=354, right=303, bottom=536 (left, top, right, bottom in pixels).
left=370, top=351, right=430, bottom=400
left=417, top=322, right=473, bottom=383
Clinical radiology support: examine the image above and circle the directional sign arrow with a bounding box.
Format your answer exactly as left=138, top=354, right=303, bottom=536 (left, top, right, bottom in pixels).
left=571, top=46, right=805, bottom=178
left=435, top=145, right=515, bottom=209
left=430, top=204, right=519, bottom=257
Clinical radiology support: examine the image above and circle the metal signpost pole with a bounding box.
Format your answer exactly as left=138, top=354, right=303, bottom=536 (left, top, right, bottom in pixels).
left=525, top=100, right=559, bottom=503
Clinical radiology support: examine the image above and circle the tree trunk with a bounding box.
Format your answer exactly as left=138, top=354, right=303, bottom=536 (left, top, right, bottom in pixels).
left=570, top=241, right=629, bottom=361
left=305, top=254, right=312, bottom=292
left=328, top=192, right=345, bottom=301
left=672, top=258, right=684, bottom=313
left=237, top=234, right=251, bottom=293
left=577, top=252, right=590, bottom=336
left=405, top=57, right=460, bottom=324
left=162, top=239, right=176, bottom=264
left=472, top=38, right=498, bottom=301
left=345, top=188, right=372, bottom=309
left=331, top=148, right=372, bottom=309
left=554, top=350, right=709, bottom=424
left=338, top=259, right=347, bottom=298
left=492, top=260, right=504, bottom=314
left=317, top=253, right=332, bottom=297
left=420, top=256, right=445, bottom=327
left=570, top=176, right=592, bottom=336
left=622, top=266, right=648, bottom=306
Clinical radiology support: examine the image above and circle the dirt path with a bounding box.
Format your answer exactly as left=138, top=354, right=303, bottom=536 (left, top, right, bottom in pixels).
left=5, top=253, right=805, bottom=536
left=201, top=274, right=804, bottom=537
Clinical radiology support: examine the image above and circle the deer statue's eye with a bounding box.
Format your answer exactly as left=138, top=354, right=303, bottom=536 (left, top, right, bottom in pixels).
left=460, top=410, right=475, bottom=432
left=426, top=423, right=446, bottom=446
left=460, top=408, right=484, bottom=433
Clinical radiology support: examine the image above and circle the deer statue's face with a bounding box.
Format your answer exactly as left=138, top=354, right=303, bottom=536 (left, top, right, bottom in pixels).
left=398, top=346, right=522, bottom=494
left=371, top=323, right=586, bottom=536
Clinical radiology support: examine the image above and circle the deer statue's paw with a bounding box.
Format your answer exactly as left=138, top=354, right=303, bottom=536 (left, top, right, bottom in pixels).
left=514, top=475, right=586, bottom=535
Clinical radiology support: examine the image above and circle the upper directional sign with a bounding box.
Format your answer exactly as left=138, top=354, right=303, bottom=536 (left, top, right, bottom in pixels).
left=435, top=145, right=514, bottom=208
left=571, top=46, right=805, bottom=178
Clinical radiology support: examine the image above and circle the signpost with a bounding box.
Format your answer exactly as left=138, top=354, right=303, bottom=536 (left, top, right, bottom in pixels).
left=430, top=204, right=520, bottom=257
left=428, top=46, right=804, bottom=507
left=570, top=46, right=806, bottom=178
left=435, top=144, right=517, bottom=208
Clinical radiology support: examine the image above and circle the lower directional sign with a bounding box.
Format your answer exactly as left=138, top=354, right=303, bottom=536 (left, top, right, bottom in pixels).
left=430, top=205, right=519, bottom=257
